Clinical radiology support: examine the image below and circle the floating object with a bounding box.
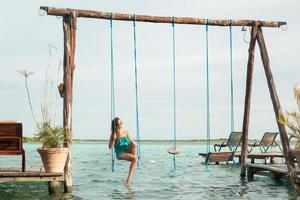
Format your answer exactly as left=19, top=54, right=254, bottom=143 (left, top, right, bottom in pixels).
left=167, top=145, right=181, bottom=155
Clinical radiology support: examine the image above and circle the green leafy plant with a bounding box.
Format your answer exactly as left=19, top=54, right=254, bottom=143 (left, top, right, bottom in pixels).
left=18, top=44, right=65, bottom=148
left=36, top=121, right=65, bottom=148
left=278, top=86, right=300, bottom=147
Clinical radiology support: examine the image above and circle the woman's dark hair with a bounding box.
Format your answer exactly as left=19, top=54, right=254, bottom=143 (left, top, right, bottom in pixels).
left=111, top=117, right=120, bottom=134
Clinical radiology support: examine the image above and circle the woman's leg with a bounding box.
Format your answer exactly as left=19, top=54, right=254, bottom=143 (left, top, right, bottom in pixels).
left=117, top=153, right=137, bottom=185
left=129, top=142, right=137, bottom=156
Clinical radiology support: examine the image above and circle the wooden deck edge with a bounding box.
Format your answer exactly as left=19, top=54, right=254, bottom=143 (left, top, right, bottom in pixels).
left=0, top=176, right=64, bottom=182
left=246, top=163, right=288, bottom=174
left=0, top=171, right=64, bottom=183
left=0, top=172, right=63, bottom=177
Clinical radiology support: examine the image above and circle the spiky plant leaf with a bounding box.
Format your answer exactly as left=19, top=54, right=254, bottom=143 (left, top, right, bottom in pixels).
left=278, top=86, right=300, bottom=145
left=35, top=121, right=65, bottom=148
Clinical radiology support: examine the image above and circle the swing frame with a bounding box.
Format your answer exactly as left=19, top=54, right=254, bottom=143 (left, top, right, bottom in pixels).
left=39, top=6, right=295, bottom=192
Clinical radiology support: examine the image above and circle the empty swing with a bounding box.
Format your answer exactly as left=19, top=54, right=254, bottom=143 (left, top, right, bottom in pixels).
left=133, top=15, right=141, bottom=167
left=167, top=17, right=181, bottom=170
left=199, top=20, right=237, bottom=165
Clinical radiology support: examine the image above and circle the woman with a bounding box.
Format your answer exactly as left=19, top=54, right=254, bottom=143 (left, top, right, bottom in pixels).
left=108, top=117, right=138, bottom=186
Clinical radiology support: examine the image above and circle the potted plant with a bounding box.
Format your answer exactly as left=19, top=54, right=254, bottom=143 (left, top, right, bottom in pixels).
left=36, top=121, right=69, bottom=173
left=18, top=45, right=68, bottom=173
left=278, top=86, right=300, bottom=166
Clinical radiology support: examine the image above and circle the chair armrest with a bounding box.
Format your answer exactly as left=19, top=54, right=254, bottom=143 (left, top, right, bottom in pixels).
left=248, top=141, right=260, bottom=147
left=214, top=141, right=227, bottom=147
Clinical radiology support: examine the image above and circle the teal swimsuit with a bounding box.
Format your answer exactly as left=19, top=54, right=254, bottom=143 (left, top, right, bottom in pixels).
left=114, top=136, right=131, bottom=158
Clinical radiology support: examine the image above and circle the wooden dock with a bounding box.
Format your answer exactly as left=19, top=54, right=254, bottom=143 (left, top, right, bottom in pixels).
left=0, top=167, right=64, bottom=194
left=246, top=163, right=300, bottom=183
left=199, top=151, right=284, bottom=164
left=234, top=152, right=284, bottom=164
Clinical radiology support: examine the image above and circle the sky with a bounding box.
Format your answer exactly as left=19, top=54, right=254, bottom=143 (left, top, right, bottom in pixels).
left=0, top=0, right=299, bottom=140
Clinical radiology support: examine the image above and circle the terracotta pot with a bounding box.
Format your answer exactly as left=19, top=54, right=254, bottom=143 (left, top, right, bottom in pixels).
left=37, top=148, right=69, bottom=173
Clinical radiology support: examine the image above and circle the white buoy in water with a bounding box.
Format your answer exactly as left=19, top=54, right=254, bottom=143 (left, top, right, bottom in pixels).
left=167, top=145, right=181, bottom=154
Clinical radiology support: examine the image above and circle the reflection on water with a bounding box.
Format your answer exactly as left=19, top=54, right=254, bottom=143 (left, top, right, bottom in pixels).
left=110, top=185, right=136, bottom=200
left=0, top=183, right=82, bottom=200
left=0, top=143, right=299, bottom=199
left=238, top=178, right=249, bottom=197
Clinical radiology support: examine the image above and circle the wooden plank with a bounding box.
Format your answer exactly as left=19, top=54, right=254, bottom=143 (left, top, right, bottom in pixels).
left=256, top=171, right=272, bottom=177
left=63, top=11, right=77, bottom=193
left=256, top=27, right=295, bottom=173
left=235, top=152, right=284, bottom=159
left=0, top=171, right=63, bottom=182
left=40, top=6, right=286, bottom=28
left=240, top=23, right=259, bottom=177
left=0, top=123, right=22, bottom=137
left=0, top=177, right=63, bottom=182
left=247, top=164, right=288, bottom=174
left=0, top=172, right=63, bottom=177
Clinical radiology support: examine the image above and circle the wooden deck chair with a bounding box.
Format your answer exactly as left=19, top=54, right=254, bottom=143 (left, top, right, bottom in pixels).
left=0, top=122, right=26, bottom=171
left=288, top=135, right=298, bottom=149
left=248, top=132, right=282, bottom=153
left=199, top=152, right=234, bottom=164
left=214, top=131, right=242, bottom=152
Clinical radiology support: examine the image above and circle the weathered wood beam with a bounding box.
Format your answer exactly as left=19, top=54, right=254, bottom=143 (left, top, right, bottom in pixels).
left=63, top=11, right=77, bottom=193
left=49, top=181, right=61, bottom=194
left=240, top=23, right=259, bottom=177
left=40, top=6, right=286, bottom=28
left=256, top=27, right=295, bottom=172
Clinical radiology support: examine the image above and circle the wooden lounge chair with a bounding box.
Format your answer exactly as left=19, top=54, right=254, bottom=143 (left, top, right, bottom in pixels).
left=288, top=135, right=298, bottom=149
left=199, top=152, right=234, bottom=165
left=214, top=131, right=242, bottom=152
left=248, top=132, right=282, bottom=153
left=0, top=122, right=26, bottom=172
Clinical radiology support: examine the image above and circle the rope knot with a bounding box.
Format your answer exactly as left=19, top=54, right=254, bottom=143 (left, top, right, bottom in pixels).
left=133, top=14, right=136, bottom=27
left=172, top=16, right=175, bottom=27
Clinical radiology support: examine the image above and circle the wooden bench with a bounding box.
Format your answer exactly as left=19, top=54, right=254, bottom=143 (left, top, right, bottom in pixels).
left=0, top=122, right=26, bottom=172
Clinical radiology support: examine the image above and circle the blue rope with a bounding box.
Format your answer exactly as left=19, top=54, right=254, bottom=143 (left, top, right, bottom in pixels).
left=205, top=20, right=210, bottom=168
left=110, top=16, right=116, bottom=172
left=229, top=20, right=236, bottom=167
left=229, top=20, right=235, bottom=134
left=172, top=17, right=177, bottom=170
left=133, top=15, right=141, bottom=168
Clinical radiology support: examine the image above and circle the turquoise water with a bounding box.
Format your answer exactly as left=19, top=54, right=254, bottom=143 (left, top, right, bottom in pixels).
left=0, top=143, right=299, bottom=199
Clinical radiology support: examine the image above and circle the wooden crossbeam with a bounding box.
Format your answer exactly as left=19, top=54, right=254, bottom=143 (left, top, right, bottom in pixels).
left=40, top=6, right=286, bottom=28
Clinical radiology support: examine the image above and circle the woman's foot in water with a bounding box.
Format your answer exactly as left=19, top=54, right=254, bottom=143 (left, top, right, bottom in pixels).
left=125, top=179, right=131, bottom=186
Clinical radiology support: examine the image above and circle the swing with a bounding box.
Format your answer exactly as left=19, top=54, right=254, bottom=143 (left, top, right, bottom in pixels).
left=167, top=18, right=181, bottom=170
left=199, top=20, right=237, bottom=165
left=133, top=15, right=141, bottom=167
left=110, top=15, right=142, bottom=171
left=110, top=16, right=116, bottom=172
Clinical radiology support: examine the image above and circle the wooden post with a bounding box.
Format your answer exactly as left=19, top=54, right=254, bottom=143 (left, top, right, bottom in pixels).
left=62, top=11, right=77, bottom=193
left=240, top=23, right=259, bottom=177
left=256, top=27, right=295, bottom=172
left=247, top=167, right=254, bottom=181
left=48, top=181, right=61, bottom=194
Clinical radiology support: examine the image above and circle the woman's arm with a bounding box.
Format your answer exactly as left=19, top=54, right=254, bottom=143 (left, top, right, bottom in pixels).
left=108, top=133, right=116, bottom=149
left=127, top=131, right=137, bottom=146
